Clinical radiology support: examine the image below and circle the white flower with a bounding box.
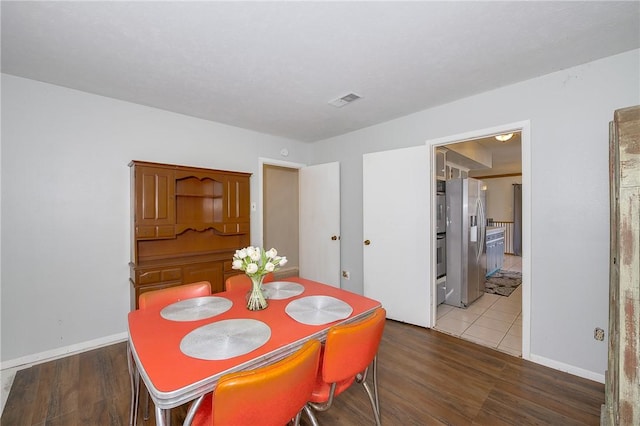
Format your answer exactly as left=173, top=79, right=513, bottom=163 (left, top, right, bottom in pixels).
left=231, top=246, right=287, bottom=278
left=265, top=248, right=277, bottom=259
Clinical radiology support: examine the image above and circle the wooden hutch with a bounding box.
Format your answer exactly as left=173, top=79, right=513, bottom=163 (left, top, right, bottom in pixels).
left=129, top=161, right=251, bottom=309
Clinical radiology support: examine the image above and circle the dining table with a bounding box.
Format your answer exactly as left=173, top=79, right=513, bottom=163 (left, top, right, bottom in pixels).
left=127, top=276, right=382, bottom=426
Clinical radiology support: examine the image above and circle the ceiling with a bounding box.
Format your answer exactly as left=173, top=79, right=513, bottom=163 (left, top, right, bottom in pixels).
left=466, top=133, right=522, bottom=176
left=2, top=2, right=639, bottom=143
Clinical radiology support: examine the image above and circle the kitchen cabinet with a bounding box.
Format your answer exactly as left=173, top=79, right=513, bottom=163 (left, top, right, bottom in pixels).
left=435, top=148, right=447, bottom=180
left=129, top=161, right=251, bottom=309
left=486, top=227, right=505, bottom=277
left=445, top=163, right=469, bottom=180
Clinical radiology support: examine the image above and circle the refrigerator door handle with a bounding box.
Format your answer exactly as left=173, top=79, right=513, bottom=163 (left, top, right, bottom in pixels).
left=475, top=198, right=485, bottom=263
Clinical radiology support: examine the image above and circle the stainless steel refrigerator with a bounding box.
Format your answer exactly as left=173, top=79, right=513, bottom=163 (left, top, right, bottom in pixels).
left=445, top=178, right=487, bottom=308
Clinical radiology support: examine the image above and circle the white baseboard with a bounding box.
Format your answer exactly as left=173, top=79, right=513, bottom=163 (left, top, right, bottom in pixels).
left=0, top=332, right=128, bottom=372
left=529, top=353, right=605, bottom=384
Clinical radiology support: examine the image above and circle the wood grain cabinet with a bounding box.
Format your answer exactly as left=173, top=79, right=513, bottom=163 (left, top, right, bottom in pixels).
left=133, top=166, right=176, bottom=239
left=129, top=161, right=251, bottom=309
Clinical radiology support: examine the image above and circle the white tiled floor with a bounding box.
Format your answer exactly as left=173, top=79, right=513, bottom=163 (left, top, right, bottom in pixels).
left=434, top=255, right=523, bottom=357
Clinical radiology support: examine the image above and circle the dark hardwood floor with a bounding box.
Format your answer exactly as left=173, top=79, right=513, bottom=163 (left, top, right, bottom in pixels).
left=1, top=320, right=604, bottom=425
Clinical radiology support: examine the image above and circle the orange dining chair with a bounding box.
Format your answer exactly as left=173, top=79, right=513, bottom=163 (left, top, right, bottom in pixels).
left=305, top=307, right=386, bottom=426
left=224, top=272, right=274, bottom=292
left=187, top=339, right=322, bottom=426
left=129, top=281, right=212, bottom=426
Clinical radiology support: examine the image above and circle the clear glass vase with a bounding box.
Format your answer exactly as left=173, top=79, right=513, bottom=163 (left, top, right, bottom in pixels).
left=246, top=275, right=268, bottom=311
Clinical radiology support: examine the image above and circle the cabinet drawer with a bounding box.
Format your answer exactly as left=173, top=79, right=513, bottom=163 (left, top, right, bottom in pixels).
left=136, top=225, right=175, bottom=239
left=161, top=268, right=182, bottom=281
left=224, top=260, right=234, bottom=272
left=138, top=267, right=182, bottom=285
left=136, top=226, right=156, bottom=238
left=157, top=225, right=176, bottom=238
left=221, top=222, right=250, bottom=234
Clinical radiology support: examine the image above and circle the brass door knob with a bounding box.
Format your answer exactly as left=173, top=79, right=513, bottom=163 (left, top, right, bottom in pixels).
left=331, top=235, right=338, bottom=241
left=364, top=239, right=371, bottom=246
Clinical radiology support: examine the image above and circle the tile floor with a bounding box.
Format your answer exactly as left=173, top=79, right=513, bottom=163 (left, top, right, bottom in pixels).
left=434, top=255, right=523, bottom=357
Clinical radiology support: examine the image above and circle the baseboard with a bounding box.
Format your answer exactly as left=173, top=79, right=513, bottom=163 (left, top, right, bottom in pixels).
left=529, top=353, right=605, bottom=384
left=0, top=332, right=128, bottom=371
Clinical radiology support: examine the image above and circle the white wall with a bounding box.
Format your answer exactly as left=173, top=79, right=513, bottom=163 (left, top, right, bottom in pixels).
left=309, top=49, right=640, bottom=379
left=0, top=74, right=310, bottom=364
left=484, top=176, right=523, bottom=222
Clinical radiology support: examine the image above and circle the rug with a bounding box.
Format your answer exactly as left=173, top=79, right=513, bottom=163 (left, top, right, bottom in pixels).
left=484, top=270, right=522, bottom=297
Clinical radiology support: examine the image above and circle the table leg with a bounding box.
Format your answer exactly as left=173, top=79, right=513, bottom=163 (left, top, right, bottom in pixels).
left=127, top=343, right=139, bottom=426
left=155, top=406, right=171, bottom=426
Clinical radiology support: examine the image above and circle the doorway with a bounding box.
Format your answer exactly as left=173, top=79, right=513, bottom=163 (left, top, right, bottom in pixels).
left=263, top=164, right=300, bottom=279
left=258, top=159, right=342, bottom=286
left=429, top=123, right=530, bottom=359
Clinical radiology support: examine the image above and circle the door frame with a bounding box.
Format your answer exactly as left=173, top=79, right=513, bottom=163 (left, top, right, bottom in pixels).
left=426, top=120, right=532, bottom=360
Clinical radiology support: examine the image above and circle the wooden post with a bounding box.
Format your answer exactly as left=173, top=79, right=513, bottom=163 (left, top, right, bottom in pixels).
left=602, top=105, right=640, bottom=426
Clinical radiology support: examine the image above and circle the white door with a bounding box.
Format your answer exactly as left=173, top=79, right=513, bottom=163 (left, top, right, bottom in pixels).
left=299, top=162, right=341, bottom=287
left=363, top=146, right=431, bottom=327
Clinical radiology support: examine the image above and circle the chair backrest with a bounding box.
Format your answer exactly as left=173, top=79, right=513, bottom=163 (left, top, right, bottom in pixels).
left=138, top=281, right=211, bottom=310
left=224, top=273, right=274, bottom=292
left=321, top=307, right=386, bottom=384
left=212, top=339, right=321, bottom=425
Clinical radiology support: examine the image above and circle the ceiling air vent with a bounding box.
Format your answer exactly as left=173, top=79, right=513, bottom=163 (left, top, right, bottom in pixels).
left=328, top=93, right=362, bottom=108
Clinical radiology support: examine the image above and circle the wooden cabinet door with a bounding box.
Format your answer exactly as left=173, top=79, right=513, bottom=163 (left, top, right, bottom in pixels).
left=135, top=166, right=175, bottom=238
left=183, top=261, right=225, bottom=293
left=222, top=174, right=250, bottom=233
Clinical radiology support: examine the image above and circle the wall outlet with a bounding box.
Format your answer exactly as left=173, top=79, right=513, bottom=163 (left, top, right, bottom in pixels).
left=594, top=327, right=605, bottom=341
left=342, top=270, right=350, bottom=280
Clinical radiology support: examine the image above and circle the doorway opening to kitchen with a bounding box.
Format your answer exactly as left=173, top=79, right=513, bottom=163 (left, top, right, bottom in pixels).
left=430, top=124, right=529, bottom=359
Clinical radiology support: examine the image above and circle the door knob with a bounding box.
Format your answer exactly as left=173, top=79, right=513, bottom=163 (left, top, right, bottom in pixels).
left=331, top=235, right=339, bottom=240
left=364, top=239, right=371, bottom=246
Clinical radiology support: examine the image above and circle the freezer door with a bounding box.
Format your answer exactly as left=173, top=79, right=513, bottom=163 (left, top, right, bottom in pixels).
left=464, top=179, right=487, bottom=305
left=444, top=178, right=467, bottom=307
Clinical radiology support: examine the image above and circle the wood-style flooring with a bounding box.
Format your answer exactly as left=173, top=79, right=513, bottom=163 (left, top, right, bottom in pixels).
left=1, top=320, right=604, bottom=425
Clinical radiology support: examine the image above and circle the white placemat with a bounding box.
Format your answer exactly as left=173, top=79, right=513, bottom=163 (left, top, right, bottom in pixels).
left=285, top=295, right=353, bottom=325
left=180, top=319, right=271, bottom=360
left=263, top=281, right=304, bottom=300
left=160, top=296, right=232, bottom=322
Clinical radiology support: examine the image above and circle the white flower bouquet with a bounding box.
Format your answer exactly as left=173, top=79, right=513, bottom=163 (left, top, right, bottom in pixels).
left=232, top=246, right=287, bottom=310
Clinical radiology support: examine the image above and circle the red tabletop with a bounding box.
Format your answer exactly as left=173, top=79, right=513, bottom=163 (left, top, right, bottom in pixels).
left=128, top=277, right=381, bottom=409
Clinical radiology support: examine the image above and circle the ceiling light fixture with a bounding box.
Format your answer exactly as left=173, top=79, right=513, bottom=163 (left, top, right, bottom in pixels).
left=495, top=133, right=514, bottom=142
